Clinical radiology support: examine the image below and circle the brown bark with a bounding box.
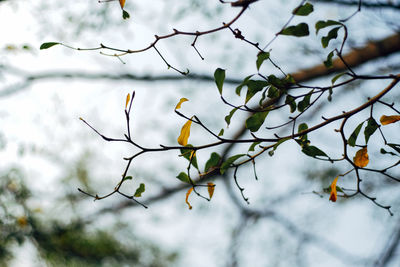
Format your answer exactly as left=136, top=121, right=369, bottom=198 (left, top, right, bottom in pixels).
left=292, top=33, right=400, bottom=83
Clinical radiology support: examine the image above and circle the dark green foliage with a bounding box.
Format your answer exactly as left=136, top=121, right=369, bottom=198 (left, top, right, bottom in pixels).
left=331, top=72, right=347, bottom=85
left=122, top=10, right=130, bottom=19
left=245, top=80, right=269, bottom=103
left=256, top=51, right=270, bottom=70
left=220, top=154, right=246, bottom=174
left=204, top=152, right=222, bottom=172
left=214, top=68, right=225, bottom=95
left=321, top=27, right=340, bottom=48
left=292, top=2, right=314, bottom=16
left=176, top=172, right=190, bottom=183
left=267, top=86, right=279, bottom=98
left=280, top=23, right=309, bottom=37
left=245, top=111, right=269, bottom=132
left=180, top=145, right=199, bottom=169
left=324, top=50, right=334, bottom=68
left=315, top=20, right=342, bottom=34
left=236, top=75, right=254, bottom=96
left=134, top=183, right=145, bottom=197
left=297, top=90, right=313, bottom=112
left=364, top=118, right=379, bottom=144
left=248, top=142, right=261, bottom=152
left=348, top=122, right=364, bottom=147
left=285, top=95, right=297, bottom=113
left=225, top=107, right=239, bottom=126
left=301, top=145, right=328, bottom=158
left=40, top=42, right=60, bottom=50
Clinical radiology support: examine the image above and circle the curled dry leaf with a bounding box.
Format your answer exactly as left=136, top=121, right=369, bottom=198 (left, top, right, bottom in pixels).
left=207, top=182, right=215, bottom=199
left=175, top=98, right=189, bottom=110
left=380, top=115, right=400, bottom=125
left=353, top=147, right=369, bottom=168
left=125, top=93, right=130, bottom=109
left=186, top=187, right=193, bottom=210
left=177, top=118, right=192, bottom=146
left=329, top=176, right=339, bottom=202
left=119, top=0, right=126, bottom=9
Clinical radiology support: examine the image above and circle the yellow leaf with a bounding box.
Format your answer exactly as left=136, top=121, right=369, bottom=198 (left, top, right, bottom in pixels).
left=119, top=0, right=125, bottom=9
left=329, top=176, right=338, bottom=202
left=380, top=115, right=400, bottom=125
left=207, top=182, right=215, bottom=199
left=125, top=93, right=130, bottom=109
left=175, top=98, right=189, bottom=110
left=185, top=188, right=193, bottom=210
left=353, top=147, right=369, bottom=168
left=177, top=119, right=192, bottom=146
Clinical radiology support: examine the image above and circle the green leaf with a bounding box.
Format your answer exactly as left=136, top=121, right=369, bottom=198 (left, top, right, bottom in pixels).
left=259, top=88, right=268, bottom=106
left=122, top=10, right=130, bottom=20
left=297, top=90, right=313, bottom=112
left=301, top=145, right=328, bottom=158
left=220, top=154, right=246, bottom=174
left=268, top=138, right=290, bottom=156
left=267, top=86, right=279, bottom=98
left=245, top=80, right=269, bottom=103
left=284, top=74, right=296, bottom=85
left=280, top=23, right=309, bottom=37
left=298, top=123, right=308, bottom=141
left=324, top=51, right=334, bottom=68
left=256, top=51, right=270, bottom=71
left=292, top=2, right=314, bottom=16
left=331, top=72, right=347, bottom=85
left=204, top=152, right=222, bottom=172
left=285, top=95, right=297, bottom=113
left=267, top=75, right=285, bottom=89
left=364, top=118, right=378, bottom=144
left=236, top=75, right=254, bottom=96
left=218, top=129, right=224, bottom=136
left=134, top=183, right=145, bottom=197
left=315, top=20, right=342, bottom=34
left=298, top=123, right=308, bottom=133
left=348, top=122, right=364, bottom=147
left=249, top=141, right=261, bottom=152
left=214, top=68, right=225, bottom=95
left=40, top=42, right=60, bottom=50
left=225, top=107, right=239, bottom=127
left=321, top=27, right=340, bottom=48
left=176, top=172, right=190, bottom=183
left=122, top=176, right=133, bottom=182
left=245, top=111, right=269, bottom=132
left=180, top=145, right=198, bottom=170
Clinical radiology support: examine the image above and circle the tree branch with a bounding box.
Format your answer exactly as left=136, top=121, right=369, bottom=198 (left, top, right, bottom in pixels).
left=2, top=33, right=399, bottom=98
left=90, top=33, right=400, bottom=214
left=313, top=0, right=400, bottom=10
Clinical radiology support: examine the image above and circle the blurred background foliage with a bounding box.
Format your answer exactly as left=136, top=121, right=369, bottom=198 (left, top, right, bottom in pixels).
left=0, top=165, right=177, bottom=266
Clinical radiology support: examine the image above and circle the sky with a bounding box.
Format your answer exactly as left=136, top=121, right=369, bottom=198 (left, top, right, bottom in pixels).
left=1, top=0, right=400, bottom=266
